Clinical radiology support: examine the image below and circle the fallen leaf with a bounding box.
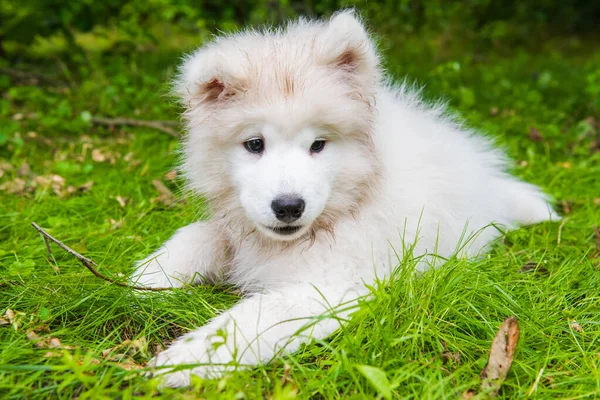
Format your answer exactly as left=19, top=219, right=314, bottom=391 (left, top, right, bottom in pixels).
left=33, top=324, right=51, bottom=334
left=32, top=174, right=66, bottom=197
left=18, top=163, right=31, bottom=177
left=123, top=152, right=142, bottom=169
left=569, top=320, right=584, bottom=333
left=65, top=185, right=77, bottom=196
left=26, top=331, right=42, bottom=344
left=32, top=175, right=50, bottom=188
left=91, top=149, right=107, bottom=162
left=114, top=361, right=143, bottom=370
left=480, top=316, right=520, bottom=397
left=442, top=351, right=461, bottom=364
left=544, top=375, right=556, bottom=389
left=109, top=152, right=120, bottom=165
left=440, top=340, right=461, bottom=364
left=155, top=343, right=166, bottom=355
left=0, top=317, right=9, bottom=325
left=102, top=337, right=147, bottom=358
left=32, top=175, right=93, bottom=198
left=560, top=200, right=574, bottom=215
left=102, top=347, right=117, bottom=358
left=165, top=170, right=178, bottom=181
left=152, top=180, right=172, bottom=196
left=0, top=160, right=14, bottom=173
left=78, top=181, right=94, bottom=193
left=461, top=389, right=475, bottom=399
left=115, top=195, right=127, bottom=207
left=281, top=363, right=292, bottom=386
left=528, top=127, right=543, bottom=142
left=26, top=331, right=74, bottom=349
left=104, top=350, right=144, bottom=370
left=4, top=308, right=24, bottom=329
left=108, top=218, right=123, bottom=229
left=128, top=159, right=142, bottom=169
left=518, top=261, right=549, bottom=275
left=77, top=358, right=101, bottom=366
left=5, top=309, right=15, bottom=323
left=0, top=178, right=26, bottom=195
left=556, top=161, right=572, bottom=169
left=152, top=180, right=177, bottom=207
left=51, top=175, right=66, bottom=196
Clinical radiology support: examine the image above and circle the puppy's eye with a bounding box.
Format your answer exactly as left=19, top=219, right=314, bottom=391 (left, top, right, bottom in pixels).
left=244, top=138, right=264, bottom=154
left=310, top=139, right=326, bottom=154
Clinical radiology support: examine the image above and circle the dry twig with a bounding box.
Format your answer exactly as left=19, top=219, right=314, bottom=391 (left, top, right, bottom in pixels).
left=0, top=67, right=65, bottom=86
left=91, top=116, right=180, bottom=137
left=42, top=235, right=53, bottom=259
left=31, top=222, right=172, bottom=291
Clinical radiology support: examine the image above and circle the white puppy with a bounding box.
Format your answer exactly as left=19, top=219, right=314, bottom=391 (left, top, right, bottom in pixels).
left=132, top=10, right=557, bottom=387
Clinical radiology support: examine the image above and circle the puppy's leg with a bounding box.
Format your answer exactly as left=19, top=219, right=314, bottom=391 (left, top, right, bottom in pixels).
left=132, top=221, right=229, bottom=289
left=153, top=280, right=364, bottom=387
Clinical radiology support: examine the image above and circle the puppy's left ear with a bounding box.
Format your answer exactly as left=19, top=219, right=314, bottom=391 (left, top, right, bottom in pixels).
left=173, top=47, right=246, bottom=109
left=318, top=10, right=380, bottom=79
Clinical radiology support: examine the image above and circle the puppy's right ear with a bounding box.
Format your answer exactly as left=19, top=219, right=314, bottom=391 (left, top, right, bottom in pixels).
left=173, top=49, right=244, bottom=107
left=318, top=10, right=379, bottom=78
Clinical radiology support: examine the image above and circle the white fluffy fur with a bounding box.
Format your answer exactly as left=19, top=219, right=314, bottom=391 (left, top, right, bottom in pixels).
left=132, top=10, right=557, bottom=387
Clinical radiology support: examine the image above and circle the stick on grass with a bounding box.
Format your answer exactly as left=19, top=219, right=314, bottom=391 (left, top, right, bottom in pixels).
left=0, top=67, right=65, bottom=86
left=91, top=116, right=180, bottom=137
left=31, top=222, right=173, bottom=291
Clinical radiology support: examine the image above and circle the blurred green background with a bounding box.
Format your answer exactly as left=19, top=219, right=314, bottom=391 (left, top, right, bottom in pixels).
left=2, top=0, right=600, bottom=66
left=2, top=0, right=600, bottom=56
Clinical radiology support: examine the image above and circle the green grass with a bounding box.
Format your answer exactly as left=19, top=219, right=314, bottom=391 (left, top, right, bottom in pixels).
left=1, top=28, right=600, bottom=399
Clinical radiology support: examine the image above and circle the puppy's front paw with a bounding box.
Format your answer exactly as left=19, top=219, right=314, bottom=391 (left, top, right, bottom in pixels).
left=150, top=335, right=235, bottom=388
left=151, top=342, right=195, bottom=388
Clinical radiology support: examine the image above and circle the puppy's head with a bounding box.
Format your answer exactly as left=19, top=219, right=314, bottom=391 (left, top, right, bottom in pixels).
left=176, top=10, right=381, bottom=241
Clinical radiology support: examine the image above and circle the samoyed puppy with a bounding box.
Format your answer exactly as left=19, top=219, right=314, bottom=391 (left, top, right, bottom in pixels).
left=132, top=10, right=557, bottom=387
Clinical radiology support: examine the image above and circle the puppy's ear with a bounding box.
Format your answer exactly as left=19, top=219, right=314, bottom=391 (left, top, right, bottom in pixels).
left=174, top=50, right=244, bottom=107
left=193, top=77, right=236, bottom=103
left=318, top=10, right=379, bottom=78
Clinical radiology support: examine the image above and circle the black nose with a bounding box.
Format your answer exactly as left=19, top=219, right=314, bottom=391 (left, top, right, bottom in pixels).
left=271, top=195, right=305, bottom=223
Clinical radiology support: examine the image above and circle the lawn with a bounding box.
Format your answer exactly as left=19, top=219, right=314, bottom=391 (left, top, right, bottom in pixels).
left=1, top=18, right=600, bottom=399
